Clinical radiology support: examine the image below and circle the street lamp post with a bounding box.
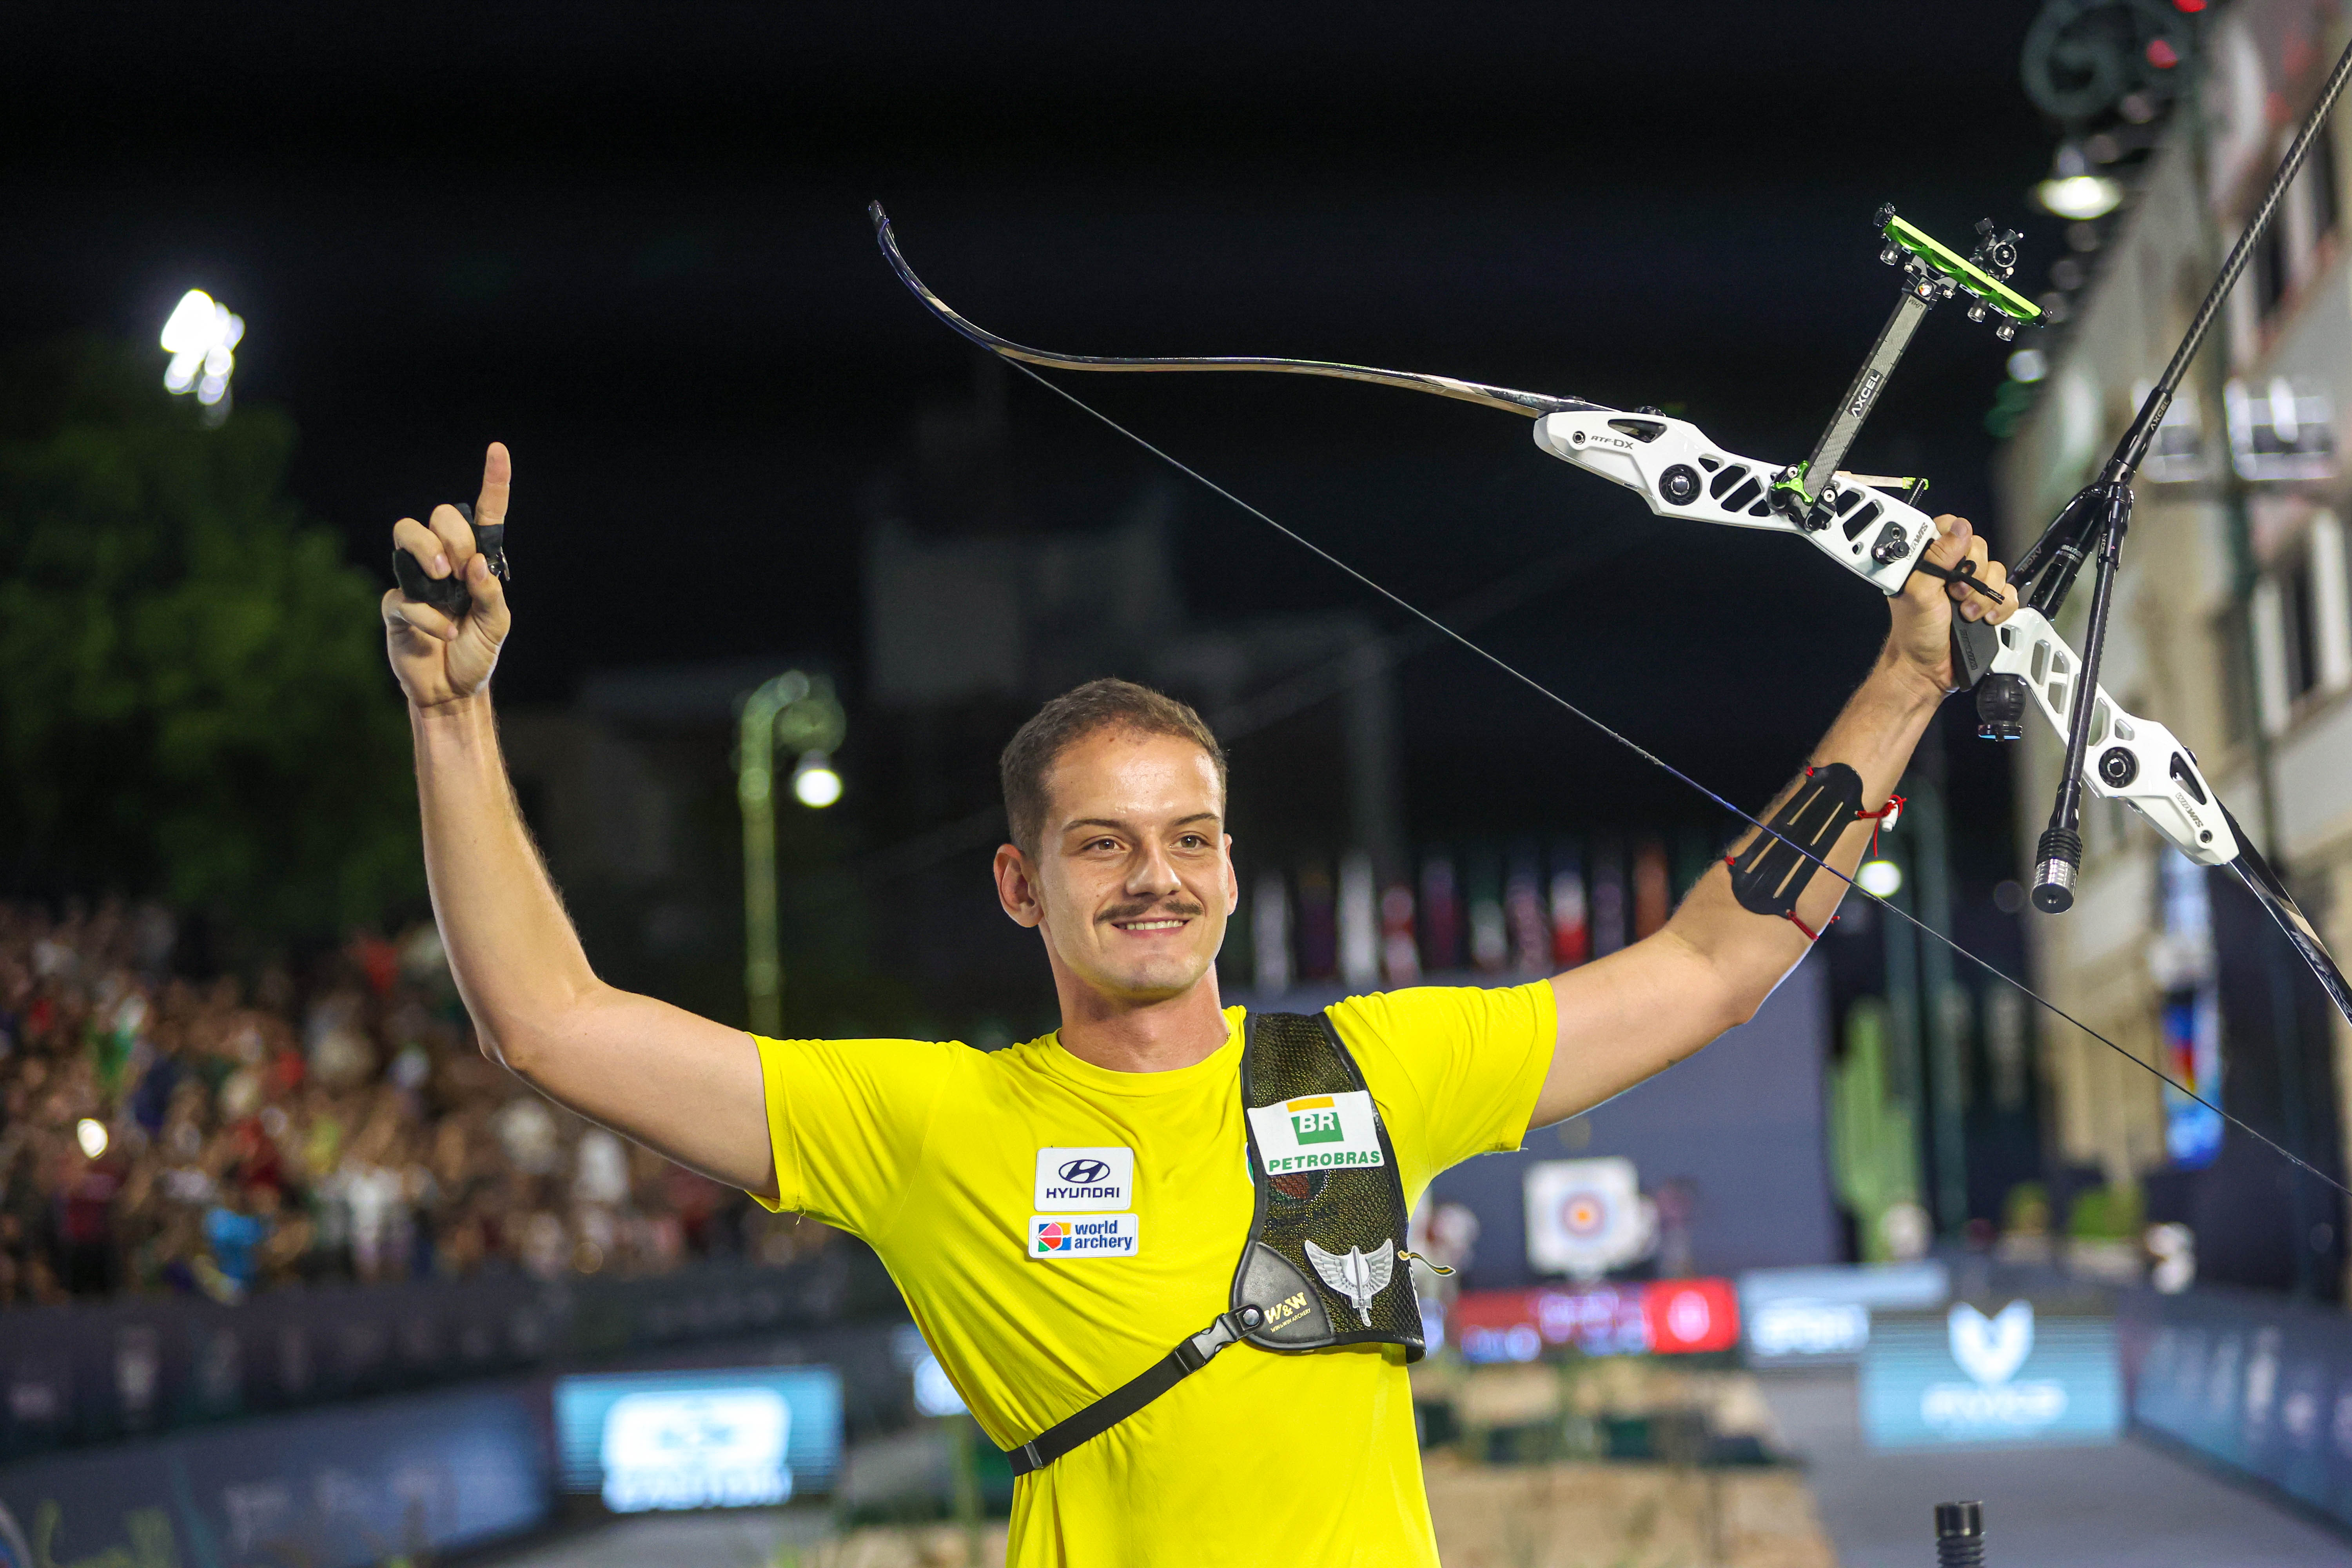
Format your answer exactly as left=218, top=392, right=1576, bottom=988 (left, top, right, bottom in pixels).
left=739, top=671, right=847, bottom=1036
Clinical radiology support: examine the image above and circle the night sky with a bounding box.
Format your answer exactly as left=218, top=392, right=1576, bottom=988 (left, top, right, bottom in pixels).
left=4, top=2, right=2058, bottom=892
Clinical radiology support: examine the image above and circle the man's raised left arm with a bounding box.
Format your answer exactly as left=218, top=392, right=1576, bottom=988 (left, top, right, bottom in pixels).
left=1528, top=513, right=2016, bottom=1129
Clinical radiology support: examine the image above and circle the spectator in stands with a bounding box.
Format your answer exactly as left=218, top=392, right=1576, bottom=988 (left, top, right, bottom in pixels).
left=0, top=897, right=800, bottom=1310
left=202, top=1184, right=270, bottom=1299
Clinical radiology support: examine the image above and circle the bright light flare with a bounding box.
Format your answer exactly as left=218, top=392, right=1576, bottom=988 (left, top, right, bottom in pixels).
left=159, top=289, right=245, bottom=410
left=160, top=290, right=220, bottom=354
left=2035, top=175, right=2123, bottom=221
left=74, top=1118, right=109, bottom=1159
left=913, top=1353, right=966, bottom=1416
left=1857, top=859, right=1904, bottom=898
left=791, top=751, right=843, bottom=808
left=2007, top=348, right=2048, bottom=384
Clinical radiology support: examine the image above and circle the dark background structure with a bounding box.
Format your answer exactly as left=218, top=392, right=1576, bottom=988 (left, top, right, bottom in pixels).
left=3, top=3, right=2052, bottom=1036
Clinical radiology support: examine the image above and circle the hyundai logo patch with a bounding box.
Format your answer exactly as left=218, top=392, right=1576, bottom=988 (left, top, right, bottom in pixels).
left=1033, top=1146, right=1134, bottom=1211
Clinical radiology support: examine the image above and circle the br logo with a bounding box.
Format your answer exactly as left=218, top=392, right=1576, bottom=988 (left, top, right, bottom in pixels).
left=1287, top=1096, right=1344, bottom=1146
left=1057, top=1158, right=1111, bottom=1184
left=1034, top=1222, right=1072, bottom=1253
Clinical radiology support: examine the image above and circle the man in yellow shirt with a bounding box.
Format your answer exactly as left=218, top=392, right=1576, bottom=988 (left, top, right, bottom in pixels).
left=382, top=445, right=2013, bottom=1564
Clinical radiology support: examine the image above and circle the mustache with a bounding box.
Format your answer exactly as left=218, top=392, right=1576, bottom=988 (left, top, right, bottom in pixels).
left=1098, top=899, right=1206, bottom=926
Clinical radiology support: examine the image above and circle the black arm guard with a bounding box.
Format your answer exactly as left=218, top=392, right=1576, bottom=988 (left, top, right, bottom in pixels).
left=1729, top=763, right=1867, bottom=918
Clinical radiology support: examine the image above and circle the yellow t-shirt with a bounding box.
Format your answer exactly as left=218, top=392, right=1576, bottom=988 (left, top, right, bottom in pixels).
left=751, top=982, right=1555, bottom=1566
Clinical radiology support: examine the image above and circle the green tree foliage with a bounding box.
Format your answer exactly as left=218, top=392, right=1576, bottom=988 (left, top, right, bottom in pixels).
left=0, top=337, right=420, bottom=934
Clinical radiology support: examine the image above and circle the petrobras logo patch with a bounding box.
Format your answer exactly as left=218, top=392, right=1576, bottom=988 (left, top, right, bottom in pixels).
left=1028, top=1212, right=1141, bottom=1259
left=1247, top=1089, right=1385, bottom=1177
left=1033, top=1146, right=1134, bottom=1211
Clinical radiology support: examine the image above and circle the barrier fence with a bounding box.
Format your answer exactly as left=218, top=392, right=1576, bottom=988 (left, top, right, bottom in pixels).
left=2123, top=1282, right=2352, bottom=1531
left=0, top=1247, right=898, bottom=1461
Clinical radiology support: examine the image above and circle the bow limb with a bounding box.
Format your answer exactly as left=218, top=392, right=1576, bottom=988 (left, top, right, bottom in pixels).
left=870, top=203, right=1608, bottom=423
left=1960, top=610, right=2352, bottom=1032
left=2224, top=805, right=2352, bottom=1026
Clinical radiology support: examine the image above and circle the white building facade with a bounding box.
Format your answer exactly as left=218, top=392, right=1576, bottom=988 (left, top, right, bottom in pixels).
left=1994, top=0, right=2352, bottom=1255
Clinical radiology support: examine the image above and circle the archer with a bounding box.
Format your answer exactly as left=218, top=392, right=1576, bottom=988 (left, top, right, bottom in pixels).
left=381, top=440, right=2014, bottom=1565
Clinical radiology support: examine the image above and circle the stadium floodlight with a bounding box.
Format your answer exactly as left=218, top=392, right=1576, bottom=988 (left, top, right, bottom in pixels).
left=159, top=288, right=245, bottom=416
left=791, top=750, right=843, bottom=808
left=74, top=1118, right=108, bottom=1159
left=1857, top=859, right=1904, bottom=898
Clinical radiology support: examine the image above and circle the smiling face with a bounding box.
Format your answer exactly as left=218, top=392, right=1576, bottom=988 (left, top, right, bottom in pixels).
left=994, top=726, right=1238, bottom=1007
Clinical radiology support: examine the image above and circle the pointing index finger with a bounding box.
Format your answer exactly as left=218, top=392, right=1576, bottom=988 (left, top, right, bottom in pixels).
left=476, top=441, right=512, bottom=531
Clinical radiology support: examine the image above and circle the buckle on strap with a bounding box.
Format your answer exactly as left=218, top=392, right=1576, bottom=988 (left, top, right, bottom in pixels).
left=1175, top=1311, right=1245, bottom=1373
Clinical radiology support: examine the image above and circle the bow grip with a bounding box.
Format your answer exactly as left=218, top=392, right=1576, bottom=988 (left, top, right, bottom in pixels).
left=1950, top=614, right=1999, bottom=691
left=391, top=501, right=509, bottom=620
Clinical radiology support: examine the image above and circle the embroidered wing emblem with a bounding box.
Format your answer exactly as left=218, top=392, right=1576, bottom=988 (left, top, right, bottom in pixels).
left=1304, top=1237, right=1396, bottom=1327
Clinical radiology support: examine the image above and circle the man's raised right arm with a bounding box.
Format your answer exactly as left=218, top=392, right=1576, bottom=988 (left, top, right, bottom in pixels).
left=383, top=444, right=777, bottom=1201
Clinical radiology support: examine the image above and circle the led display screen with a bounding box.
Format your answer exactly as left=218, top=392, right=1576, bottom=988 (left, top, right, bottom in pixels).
left=1861, top=1302, right=2120, bottom=1449
left=555, top=1366, right=843, bottom=1512
left=1452, top=1279, right=1738, bottom=1362
left=1737, top=1261, right=1949, bottom=1363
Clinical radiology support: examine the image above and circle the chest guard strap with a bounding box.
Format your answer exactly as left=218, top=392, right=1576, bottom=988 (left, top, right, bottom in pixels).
left=1004, top=1010, right=1424, bottom=1478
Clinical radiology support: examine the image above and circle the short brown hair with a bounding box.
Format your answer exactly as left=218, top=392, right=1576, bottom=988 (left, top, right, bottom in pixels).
left=1000, top=679, right=1227, bottom=855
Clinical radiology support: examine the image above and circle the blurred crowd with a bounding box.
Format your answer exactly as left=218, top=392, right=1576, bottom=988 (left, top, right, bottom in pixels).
left=0, top=900, right=810, bottom=1308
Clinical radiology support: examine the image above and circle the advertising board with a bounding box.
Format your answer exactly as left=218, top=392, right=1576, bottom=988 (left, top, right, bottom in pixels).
left=1861, top=1300, right=2120, bottom=1449
left=0, top=1383, right=547, bottom=1568
left=1453, top=1279, right=1737, bottom=1363
left=1737, top=1261, right=1949, bottom=1363
left=2126, top=1285, right=2352, bottom=1530
left=554, top=1365, right=842, bottom=1512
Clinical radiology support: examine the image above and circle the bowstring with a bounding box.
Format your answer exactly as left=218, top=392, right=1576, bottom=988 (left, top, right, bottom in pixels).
left=996, top=353, right=2352, bottom=1204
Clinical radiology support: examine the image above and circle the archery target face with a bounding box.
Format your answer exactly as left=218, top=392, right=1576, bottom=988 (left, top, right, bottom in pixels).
left=1561, top=1190, right=1608, bottom=1238
left=1524, top=1157, right=1650, bottom=1277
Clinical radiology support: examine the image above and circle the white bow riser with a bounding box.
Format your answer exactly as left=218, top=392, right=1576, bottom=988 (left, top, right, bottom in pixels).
left=1530, top=408, right=2237, bottom=870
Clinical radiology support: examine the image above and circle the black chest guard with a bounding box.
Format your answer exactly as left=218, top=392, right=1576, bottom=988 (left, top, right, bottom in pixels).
left=1229, top=1010, right=1426, bottom=1355
left=1003, top=1010, right=1427, bottom=1478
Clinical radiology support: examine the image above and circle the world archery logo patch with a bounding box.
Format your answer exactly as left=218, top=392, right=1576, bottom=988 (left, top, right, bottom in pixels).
left=1028, top=1212, right=1139, bottom=1259
left=1247, top=1089, right=1385, bottom=1177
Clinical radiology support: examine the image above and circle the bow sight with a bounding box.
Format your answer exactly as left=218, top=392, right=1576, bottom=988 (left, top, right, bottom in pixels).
left=1768, top=207, right=2043, bottom=535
